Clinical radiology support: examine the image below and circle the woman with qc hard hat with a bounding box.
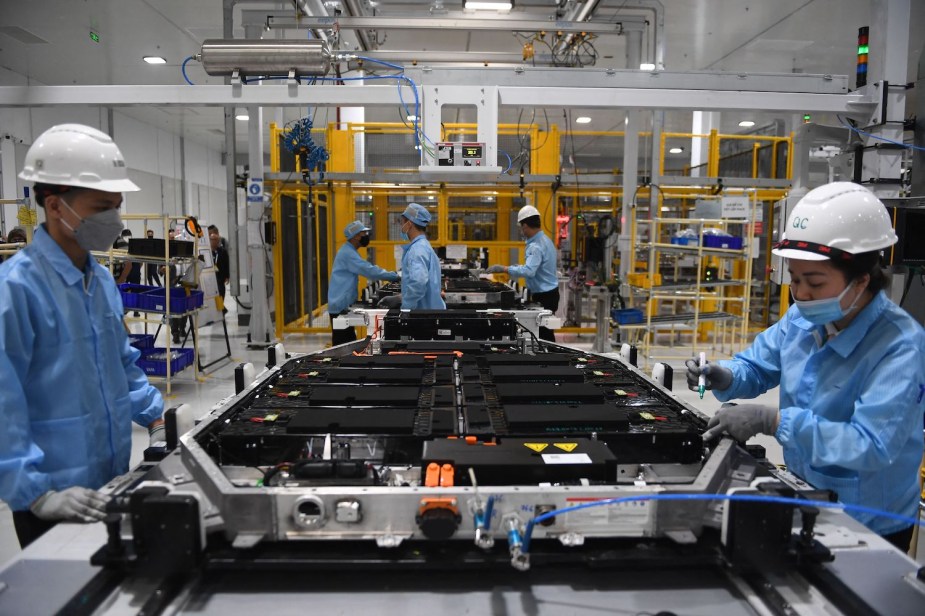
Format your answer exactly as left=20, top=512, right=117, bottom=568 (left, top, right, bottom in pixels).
left=487, top=204, right=559, bottom=341
left=0, top=124, right=164, bottom=548
left=686, top=181, right=925, bottom=552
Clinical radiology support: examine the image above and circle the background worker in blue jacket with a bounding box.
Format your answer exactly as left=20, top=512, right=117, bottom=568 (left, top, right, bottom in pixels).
left=488, top=205, right=559, bottom=341
left=327, top=220, right=400, bottom=345
left=399, top=203, right=445, bottom=310
left=0, top=124, right=164, bottom=548
left=687, top=182, right=925, bottom=552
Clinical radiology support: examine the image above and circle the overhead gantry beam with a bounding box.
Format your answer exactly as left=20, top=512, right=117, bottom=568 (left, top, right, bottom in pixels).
left=0, top=64, right=874, bottom=123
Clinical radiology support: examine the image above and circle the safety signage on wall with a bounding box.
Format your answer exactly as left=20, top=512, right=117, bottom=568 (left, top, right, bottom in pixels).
left=246, top=178, right=264, bottom=204
left=720, top=195, right=750, bottom=219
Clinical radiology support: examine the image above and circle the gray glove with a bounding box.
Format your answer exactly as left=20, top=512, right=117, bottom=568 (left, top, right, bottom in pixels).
left=148, top=423, right=166, bottom=447
left=378, top=294, right=403, bottom=308
left=702, top=404, right=779, bottom=442
left=685, top=358, right=733, bottom=392
left=486, top=264, right=507, bottom=274
left=30, top=487, right=109, bottom=523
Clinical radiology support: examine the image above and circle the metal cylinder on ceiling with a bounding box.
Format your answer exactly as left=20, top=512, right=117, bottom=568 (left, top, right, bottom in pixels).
left=199, top=39, right=331, bottom=77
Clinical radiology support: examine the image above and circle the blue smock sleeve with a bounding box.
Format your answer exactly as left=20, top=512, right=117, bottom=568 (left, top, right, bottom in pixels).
left=507, top=243, right=541, bottom=280
left=713, top=315, right=787, bottom=402
left=110, top=282, right=163, bottom=428
left=348, top=250, right=399, bottom=282
left=777, top=340, right=925, bottom=471
left=0, top=280, right=53, bottom=510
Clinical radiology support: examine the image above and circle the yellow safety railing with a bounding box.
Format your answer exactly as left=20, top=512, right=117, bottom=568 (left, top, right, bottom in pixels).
left=264, top=121, right=793, bottom=341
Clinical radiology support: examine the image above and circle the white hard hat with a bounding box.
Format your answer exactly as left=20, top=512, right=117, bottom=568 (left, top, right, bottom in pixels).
left=19, top=123, right=140, bottom=193
left=772, top=182, right=897, bottom=261
left=517, top=204, right=540, bottom=223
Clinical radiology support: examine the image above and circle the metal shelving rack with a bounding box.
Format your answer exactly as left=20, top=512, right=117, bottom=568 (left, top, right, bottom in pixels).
left=96, top=214, right=204, bottom=395
left=628, top=194, right=757, bottom=365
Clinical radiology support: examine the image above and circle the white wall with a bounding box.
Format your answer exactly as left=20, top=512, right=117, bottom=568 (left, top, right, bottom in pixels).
left=0, top=67, right=228, bottom=240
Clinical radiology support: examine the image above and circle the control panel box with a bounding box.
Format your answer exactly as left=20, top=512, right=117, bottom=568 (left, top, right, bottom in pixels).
left=437, top=142, right=486, bottom=167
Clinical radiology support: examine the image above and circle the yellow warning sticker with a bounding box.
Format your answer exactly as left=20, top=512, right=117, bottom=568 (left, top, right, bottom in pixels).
left=289, top=390, right=301, bottom=397
left=639, top=411, right=655, bottom=420
left=524, top=443, right=549, bottom=453
left=554, top=443, right=579, bottom=452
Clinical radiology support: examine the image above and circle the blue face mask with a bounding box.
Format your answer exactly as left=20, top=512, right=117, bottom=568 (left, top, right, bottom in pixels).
left=794, top=281, right=861, bottom=325
left=399, top=221, right=410, bottom=242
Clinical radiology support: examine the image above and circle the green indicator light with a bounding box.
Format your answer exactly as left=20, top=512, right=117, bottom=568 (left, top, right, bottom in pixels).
left=89, top=31, right=100, bottom=43
left=803, top=114, right=812, bottom=122
left=857, top=45, right=869, bottom=54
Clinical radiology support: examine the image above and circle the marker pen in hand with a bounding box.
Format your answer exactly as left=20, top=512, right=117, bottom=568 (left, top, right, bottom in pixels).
left=698, top=352, right=707, bottom=399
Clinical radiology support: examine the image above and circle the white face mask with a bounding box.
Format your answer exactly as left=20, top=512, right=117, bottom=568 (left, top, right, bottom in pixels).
left=59, top=197, right=124, bottom=252
left=793, top=280, right=862, bottom=325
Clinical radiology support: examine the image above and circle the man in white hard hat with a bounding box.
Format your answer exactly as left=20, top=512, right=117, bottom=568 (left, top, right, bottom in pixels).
left=0, top=124, right=164, bottom=548
left=327, top=219, right=400, bottom=345
left=399, top=203, right=445, bottom=310
left=686, top=181, right=925, bottom=552
left=488, top=204, right=559, bottom=341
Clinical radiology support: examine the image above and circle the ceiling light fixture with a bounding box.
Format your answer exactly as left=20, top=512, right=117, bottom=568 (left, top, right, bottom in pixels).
left=143, top=56, right=167, bottom=65
left=575, top=116, right=592, bottom=124
left=463, top=0, right=513, bottom=10
left=738, top=120, right=756, bottom=127
left=235, top=112, right=249, bottom=121
left=407, top=115, right=417, bottom=122
left=669, top=147, right=684, bottom=154
left=639, top=63, right=655, bottom=71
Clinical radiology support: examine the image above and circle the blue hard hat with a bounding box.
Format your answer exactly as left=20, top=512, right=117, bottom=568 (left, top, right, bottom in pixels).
left=402, top=203, right=431, bottom=227
left=344, top=219, right=371, bottom=239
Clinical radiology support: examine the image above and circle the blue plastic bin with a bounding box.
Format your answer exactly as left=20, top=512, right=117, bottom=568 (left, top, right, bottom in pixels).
left=611, top=308, right=644, bottom=324
left=128, top=333, right=155, bottom=350
left=139, top=287, right=204, bottom=314
left=135, top=347, right=194, bottom=376
left=703, top=235, right=743, bottom=250
left=118, top=283, right=157, bottom=309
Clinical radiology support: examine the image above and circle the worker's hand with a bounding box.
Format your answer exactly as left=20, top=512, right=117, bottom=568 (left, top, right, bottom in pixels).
left=702, top=404, right=779, bottom=442
left=30, top=487, right=109, bottom=523
left=486, top=264, right=507, bottom=274
left=378, top=294, right=403, bottom=308
left=685, top=358, right=733, bottom=392
left=387, top=271, right=400, bottom=282
left=148, top=422, right=166, bottom=447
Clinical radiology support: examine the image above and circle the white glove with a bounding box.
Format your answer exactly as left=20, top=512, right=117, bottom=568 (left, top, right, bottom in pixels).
left=486, top=265, right=507, bottom=274
left=30, top=487, right=109, bottom=522
left=702, top=404, right=780, bottom=442
left=148, top=423, right=166, bottom=447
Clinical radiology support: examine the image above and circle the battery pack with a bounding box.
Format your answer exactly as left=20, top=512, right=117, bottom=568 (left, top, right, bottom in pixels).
left=422, top=437, right=615, bottom=485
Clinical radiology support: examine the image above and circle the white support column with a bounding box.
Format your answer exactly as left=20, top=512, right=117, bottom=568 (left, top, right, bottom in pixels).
left=619, top=110, right=642, bottom=283
left=690, top=111, right=719, bottom=177
left=0, top=135, right=19, bottom=234
left=247, top=105, right=273, bottom=346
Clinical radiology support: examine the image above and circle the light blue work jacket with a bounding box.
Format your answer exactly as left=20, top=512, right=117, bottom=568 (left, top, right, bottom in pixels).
left=327, top=242, right=398, bottom=315
left=0, top=225, right=163, bottom=511
left=400, top=235, right=445, bottom=310
left=715, top=292, right=925, bottom=535
left=507, top=231, right=558, bottom=293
